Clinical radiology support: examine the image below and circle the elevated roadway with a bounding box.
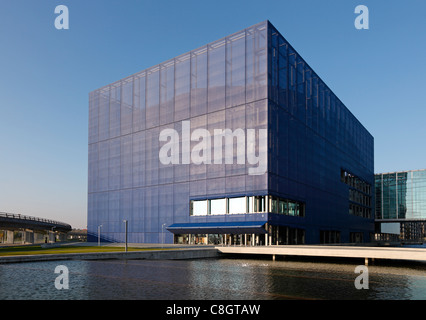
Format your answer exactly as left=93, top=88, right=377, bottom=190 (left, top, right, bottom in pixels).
left=0, top=212, right=72, bottom=244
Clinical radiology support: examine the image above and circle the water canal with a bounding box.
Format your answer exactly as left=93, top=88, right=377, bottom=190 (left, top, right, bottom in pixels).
left=0, top=256, right=425, bottom=300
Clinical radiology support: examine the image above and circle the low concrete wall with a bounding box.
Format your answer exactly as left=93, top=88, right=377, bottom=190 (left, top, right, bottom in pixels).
left=3, top=245, right=424, bottom=265
left=0, top=248, right=220, bottom=264
left=216, top=245, right=426, bottom=263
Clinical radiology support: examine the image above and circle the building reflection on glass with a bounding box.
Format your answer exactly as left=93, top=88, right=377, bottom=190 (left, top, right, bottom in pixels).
left=375, top=169, right=426, bottom=242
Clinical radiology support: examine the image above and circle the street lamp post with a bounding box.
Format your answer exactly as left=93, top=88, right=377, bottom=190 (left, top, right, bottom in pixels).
left=162, top=223, right=166, bottom=248
left=51, top=226, right=57, bottom=243
left=98, top=224, right=102, bottom=247
left=123, top=220, right=128, bottom=252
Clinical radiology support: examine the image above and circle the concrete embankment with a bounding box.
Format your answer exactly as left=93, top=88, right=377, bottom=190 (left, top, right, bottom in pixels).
left=2, top=244, right=425, bottom=265
left=0, top=247, right=220, bottom=264
left=216, top=245, right=426, bottom=264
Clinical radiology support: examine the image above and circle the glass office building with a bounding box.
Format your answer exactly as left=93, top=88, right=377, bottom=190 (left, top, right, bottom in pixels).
left=88, top=21, right=374, bottom=244
left=375, top=169, right=426, bottom=242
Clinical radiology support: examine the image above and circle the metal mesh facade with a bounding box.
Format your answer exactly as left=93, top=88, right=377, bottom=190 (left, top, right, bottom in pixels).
left=88, top=22, right=269, bottom=243
left=88, top=21, right=374, bottom=244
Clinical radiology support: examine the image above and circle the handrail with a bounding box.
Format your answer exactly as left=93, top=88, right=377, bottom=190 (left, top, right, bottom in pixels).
left=0, top=211, right=71, bottom=229
left=86, top=230, right=120, bottom=243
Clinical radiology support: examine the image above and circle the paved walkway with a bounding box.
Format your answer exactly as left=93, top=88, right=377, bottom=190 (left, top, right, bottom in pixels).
left=1, top=242, right=425, bottom=265
left=216, top=245, right=426, bottom=264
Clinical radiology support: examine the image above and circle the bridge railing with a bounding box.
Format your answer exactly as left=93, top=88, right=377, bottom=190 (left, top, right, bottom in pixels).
left=0, top=212, right=71, bottom=229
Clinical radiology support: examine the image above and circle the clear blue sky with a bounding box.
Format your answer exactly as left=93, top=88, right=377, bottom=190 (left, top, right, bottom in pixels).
left=0, top=0, right=425, bottom=229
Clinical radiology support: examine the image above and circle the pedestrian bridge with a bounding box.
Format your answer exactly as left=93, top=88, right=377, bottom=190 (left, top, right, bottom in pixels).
left=0, top=212, right=72, bottom=244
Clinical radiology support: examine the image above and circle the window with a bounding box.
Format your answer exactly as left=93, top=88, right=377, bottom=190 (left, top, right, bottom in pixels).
left=270, top=196, right=278, bottom=213
left=191, top=200, right=208, bottom=216
left=189, top=195, right=304, bottom=216
left=268, top=196, right=305, bottom=217
left=320, top=230, right=341, bottom=244
left=248, top=196, right=267, bottom=213
left=210, top=198, right=226, bottom=215
left=288, top=202, right=296, bottom=216
left=248, top=196, right=255, bottom=213
left=278, top=199, right=287, bottom=214
left=254, top=196, right=267, bottom=212
left=228, top=197, right=246, bottom=214
left=342, top=169, right=372, bottom=218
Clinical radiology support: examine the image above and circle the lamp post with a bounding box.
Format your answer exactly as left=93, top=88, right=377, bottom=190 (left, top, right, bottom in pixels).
left=51, top=226, right=57, bottom=243
left=98, top=224, right=102, bottom=247
left=123, top=220, right=128, bottom=252
left=162, top=223, right=166, bottom=248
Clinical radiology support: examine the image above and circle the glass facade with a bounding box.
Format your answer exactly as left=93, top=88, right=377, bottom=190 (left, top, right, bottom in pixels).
left=375, top=170, right=426, bottom=220
left=375, top=169, right=426, bottom=242
left=266, top=23, right=374, bottom=243
left=88, top=21, right=374, bottom=244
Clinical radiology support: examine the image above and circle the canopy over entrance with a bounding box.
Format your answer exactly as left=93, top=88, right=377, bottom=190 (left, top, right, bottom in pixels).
left=166, top=221, right=268, bottom=235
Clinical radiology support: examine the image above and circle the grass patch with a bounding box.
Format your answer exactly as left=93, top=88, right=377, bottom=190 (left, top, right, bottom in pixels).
left=0, top=245, right=170, bottom=256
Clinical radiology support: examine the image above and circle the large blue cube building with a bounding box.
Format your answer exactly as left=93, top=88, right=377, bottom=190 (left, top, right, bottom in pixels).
left=88, top=21, right=374, bottom=245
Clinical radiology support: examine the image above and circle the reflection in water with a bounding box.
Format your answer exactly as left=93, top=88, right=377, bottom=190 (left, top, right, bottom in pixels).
left=0, top=258, right=425, bottom=300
